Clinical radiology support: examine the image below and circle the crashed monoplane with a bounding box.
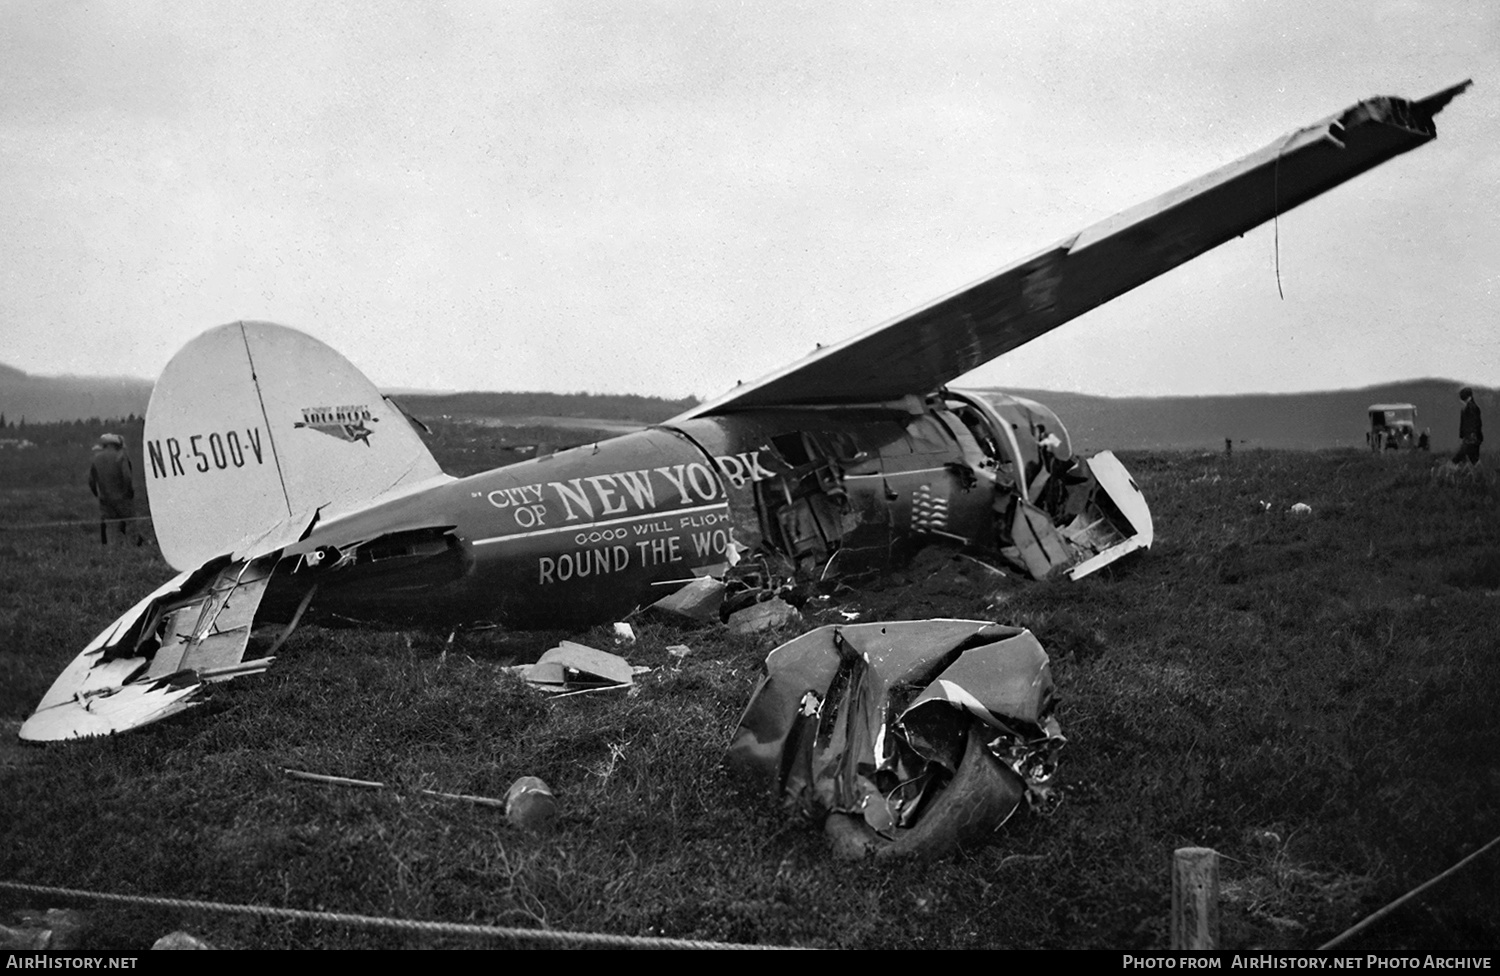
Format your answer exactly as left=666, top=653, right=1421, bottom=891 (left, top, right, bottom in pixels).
left=20, top=82, right=1470, bottom=741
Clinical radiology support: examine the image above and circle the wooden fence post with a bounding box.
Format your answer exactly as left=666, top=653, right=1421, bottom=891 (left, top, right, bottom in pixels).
left=1172, top=846, right=1220, bottom=949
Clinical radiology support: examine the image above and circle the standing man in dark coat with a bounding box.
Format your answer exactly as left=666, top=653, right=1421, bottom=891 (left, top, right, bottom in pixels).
left=1454, top=387, right=1483, bottom=465
left=89, top=433, right=142, bottom=544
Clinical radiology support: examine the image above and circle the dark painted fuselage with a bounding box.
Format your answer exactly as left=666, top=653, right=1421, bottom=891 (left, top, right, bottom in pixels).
left=285, top=397, right=1065, bottom=628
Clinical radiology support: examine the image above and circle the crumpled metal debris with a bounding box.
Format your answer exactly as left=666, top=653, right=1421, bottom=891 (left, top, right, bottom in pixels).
left=522, top=642, right=639, bottom=693
left=727, top=620, right=1063, bottom=859
left=647, top=577, right=727, bottom=624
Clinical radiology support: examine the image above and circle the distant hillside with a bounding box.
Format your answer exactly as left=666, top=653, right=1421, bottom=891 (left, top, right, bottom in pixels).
left=2, top=359, right=1488, bottom=455
left=0, top=364, right=695, bottom=427
left=396, top=390, right=698, bottom=425
left=992, top=379, right=1494, bottom=454
left=0, top=365, right=153, bottom=424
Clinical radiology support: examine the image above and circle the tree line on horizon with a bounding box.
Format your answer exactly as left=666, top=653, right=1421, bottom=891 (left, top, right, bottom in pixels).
left=396, top=389, right=700, bottom=424
left=0, top=415, right=144, bottom=447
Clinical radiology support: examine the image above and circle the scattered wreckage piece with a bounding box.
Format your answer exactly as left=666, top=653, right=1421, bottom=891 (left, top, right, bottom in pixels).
left=284, top=768, right=385, bottom=791
left=727, top=620, right=1064, bottom=860
left=646, top=576, right=727, bottom=624
left=520, top=642, right=641, bottom=695
left=18, top=556, right=289, bottom=742
left=505, top=776, right=559, bottom=832
left=284, top=767, right=515, bottom=811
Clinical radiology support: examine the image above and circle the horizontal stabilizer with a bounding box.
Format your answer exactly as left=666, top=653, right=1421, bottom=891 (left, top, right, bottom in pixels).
left=19, top=679, right=204, bottom=742
left=20, top=555, right=293, bottom=742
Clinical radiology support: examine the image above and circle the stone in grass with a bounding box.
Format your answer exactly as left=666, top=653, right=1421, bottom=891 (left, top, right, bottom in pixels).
left=0, top=923, right=51, bottom=950
left=152, top=930, right=215, bottom=950
left=727, top=598, right=801, bottom=635
left=38, top=908, right=85, bottom=949
left=506, top=776, right=559, bottom=832
left=4, top=908, right=87, bottom=950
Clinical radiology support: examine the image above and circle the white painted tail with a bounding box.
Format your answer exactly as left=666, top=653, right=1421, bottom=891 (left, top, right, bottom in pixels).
left=143, top=321, right=447, bottom=570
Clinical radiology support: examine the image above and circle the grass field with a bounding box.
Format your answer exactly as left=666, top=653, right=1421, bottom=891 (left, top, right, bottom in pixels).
left=1, top=430, right=1497, bottom=950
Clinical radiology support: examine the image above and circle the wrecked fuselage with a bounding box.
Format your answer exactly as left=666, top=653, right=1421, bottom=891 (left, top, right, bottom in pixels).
left=667, top=392, right=1151, bottom=594
left=274, top=393, right=1151, bottom=629
left=19, top=394, right=1144, bottom=741
left=728, top=620, right=1064, bottom=859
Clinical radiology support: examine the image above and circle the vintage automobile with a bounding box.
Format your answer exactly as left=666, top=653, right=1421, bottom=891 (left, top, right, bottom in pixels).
left=1367, top=403, right=1419, bottom=450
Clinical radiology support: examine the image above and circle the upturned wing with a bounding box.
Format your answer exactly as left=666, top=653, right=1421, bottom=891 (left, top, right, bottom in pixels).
left=675, top=82, right=1470, bottom=419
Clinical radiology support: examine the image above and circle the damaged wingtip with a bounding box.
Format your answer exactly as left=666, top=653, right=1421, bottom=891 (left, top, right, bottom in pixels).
left=1404, top=79, right=1476, bottom=122
left=1414, top=79, right=1472, bottom=117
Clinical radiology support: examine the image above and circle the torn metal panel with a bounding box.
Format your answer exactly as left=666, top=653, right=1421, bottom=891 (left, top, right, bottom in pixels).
left=19, top=679, right=206, bottom=743
left=1010, top=499, right=1074, bottom=579
left=1063, top=450, right=1154, bottom=580
left=19, top=555, right=292, bottom=742
left=523, top=642, right=636, bottom=692
left=824, top=722, right=1027, bottom=860
left=728, top=620, right=1064, bottom=858
left=145, top=554, right=277, bottom=679
left=995, top=453, right=1151, bottom=581
left=74, top=569, right=197, bottom=658
left=901, top=632, right=1055, bottom=727
left=940, top=392, right=1153, bottom=580
left=647, top=577, right=726, bottom=623
left=1083, top=451, right=1152, bottom=546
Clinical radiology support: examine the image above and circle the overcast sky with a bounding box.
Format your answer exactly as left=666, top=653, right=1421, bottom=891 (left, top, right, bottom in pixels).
left=1, top=1, right=1494, bottom=399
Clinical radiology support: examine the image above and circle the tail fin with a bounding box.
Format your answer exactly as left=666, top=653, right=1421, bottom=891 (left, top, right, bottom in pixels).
left=143, top=321, right=448, bottom=570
